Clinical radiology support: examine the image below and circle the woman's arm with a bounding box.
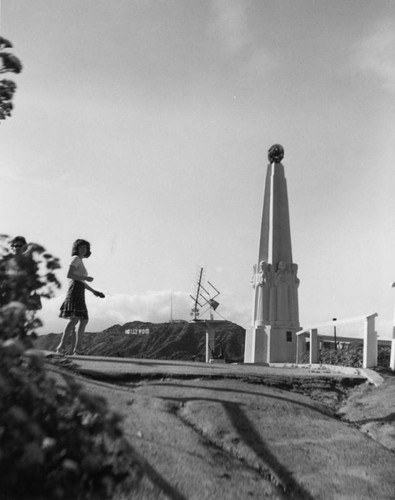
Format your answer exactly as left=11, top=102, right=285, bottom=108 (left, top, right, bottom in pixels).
left=84, top=282, right=95, bottom=293
left=67, top=266, right=93, bottom=282
left=84, top=282, right=105, bottom=298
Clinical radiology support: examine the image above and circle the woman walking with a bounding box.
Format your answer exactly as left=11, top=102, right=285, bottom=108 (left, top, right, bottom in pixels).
left=56, top=239, right=104, bottom=355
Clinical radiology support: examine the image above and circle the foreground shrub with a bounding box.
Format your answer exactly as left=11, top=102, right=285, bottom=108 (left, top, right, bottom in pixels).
left=0, top=343, right=141, bottom=499
left=0, top=237, right=141, bottom=499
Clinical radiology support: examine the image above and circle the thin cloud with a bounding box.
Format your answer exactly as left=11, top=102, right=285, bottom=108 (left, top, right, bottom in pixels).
left=210, top=0, right=251, bottom=56
left=353, top=20, right=395, bottom=92
left=0, top=166, right=52, bottom=189
left=244, top=47, right=278, bottom=79
left=209, top=0, right=278, bottom=79
left=0, top=165, right=89, bottom=193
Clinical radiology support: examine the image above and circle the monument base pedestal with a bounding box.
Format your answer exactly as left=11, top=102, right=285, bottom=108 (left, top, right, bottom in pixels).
left=244, top=325, right=269, bottom=363
left=244, top=325, right=299, bottom=364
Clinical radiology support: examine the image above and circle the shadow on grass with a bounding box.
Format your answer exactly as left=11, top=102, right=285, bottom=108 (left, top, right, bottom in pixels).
left=147, top=380, right=336, bottom=418
left=355, top=412, right=395, bottom=425
left=127, top=444, right=188, bottom=500
left=157, top=393, right=314, bottom=500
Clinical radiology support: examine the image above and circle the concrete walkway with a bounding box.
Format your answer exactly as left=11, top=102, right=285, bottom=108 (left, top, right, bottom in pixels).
left=58, top=354, right=366, bottom=380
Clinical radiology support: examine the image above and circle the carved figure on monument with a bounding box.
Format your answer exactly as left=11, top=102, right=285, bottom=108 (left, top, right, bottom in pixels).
left=290, top=263, right=300, bottom=325
left=250, top=264, right=257, bottom=288
left=268, top=144, right=284, bottom=164
left=275, top=261, right=290, bottom=322
left=256, top=261, right=271, bottom=325
left=292, top=263, right=300, bottom=288
left=250, top=263, right=258, bottom=326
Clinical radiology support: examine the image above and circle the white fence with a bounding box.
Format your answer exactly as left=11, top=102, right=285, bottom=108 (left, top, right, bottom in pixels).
left=296, top=314, right=395, bottom=370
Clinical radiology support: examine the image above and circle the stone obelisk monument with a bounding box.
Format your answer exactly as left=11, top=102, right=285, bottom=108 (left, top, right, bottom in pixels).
left=244, top=145, right=301, bottom=363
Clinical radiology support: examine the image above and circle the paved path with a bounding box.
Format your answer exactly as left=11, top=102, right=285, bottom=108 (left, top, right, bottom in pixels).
left=59, top=354, right=366, bottom=381
left=41, top=354, right=395, bottom=500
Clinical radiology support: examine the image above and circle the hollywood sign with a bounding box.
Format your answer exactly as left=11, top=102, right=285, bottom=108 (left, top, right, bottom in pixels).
left=125, top=328, right=150, bottom=335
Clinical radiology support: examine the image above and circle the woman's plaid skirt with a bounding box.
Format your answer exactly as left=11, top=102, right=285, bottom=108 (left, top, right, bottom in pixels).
left=59, top=280, right=88, bottom=320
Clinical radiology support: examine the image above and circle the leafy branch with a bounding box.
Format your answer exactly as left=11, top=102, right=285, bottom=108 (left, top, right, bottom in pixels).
left=0, top=36, right=23, bottom=121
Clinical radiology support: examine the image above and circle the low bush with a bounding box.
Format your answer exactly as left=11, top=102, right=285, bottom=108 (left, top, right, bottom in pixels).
left=319, top=344, right=363, bottom=368
left=302, top=343, right=390, bottom=369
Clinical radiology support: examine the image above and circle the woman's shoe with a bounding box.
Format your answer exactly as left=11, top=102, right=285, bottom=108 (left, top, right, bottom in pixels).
left=72, top=350, right=85, bottom=356
left=55, top=348, right=66, bottom=355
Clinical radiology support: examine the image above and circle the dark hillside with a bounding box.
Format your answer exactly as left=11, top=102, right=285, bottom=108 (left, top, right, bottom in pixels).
left=34, top=321, right=246, bottom=362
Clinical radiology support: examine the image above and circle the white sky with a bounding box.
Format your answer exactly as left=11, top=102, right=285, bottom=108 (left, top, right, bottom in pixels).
left=1, top=0, right=395, bottom=338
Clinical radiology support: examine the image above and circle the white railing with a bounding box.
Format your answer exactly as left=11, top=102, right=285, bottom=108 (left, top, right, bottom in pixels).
left=296, top=313, right=394, bottom=370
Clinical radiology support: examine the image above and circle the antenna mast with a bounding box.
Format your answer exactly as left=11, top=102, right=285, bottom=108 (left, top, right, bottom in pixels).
left=190, top=267, right=221, bottom=321
left=190, top=267, right=204, bottom=320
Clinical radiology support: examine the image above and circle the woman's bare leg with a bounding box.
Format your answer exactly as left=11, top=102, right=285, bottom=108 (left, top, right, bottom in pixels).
left=73, top=318, right=89, bottom=354
left=56, top=317, right=79, bottom=353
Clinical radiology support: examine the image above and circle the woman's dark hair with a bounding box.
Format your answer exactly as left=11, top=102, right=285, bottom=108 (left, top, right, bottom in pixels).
left=71, top=239, right=91, bottom=258
left=11, top=236, right=27, bottom=246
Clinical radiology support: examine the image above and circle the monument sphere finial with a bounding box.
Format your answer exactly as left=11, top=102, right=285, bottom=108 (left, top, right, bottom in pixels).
left=268, top=144, right=284, bottom=164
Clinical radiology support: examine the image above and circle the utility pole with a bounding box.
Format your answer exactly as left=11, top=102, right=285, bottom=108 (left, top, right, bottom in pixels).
left=332, top=318, right=337, bottom=350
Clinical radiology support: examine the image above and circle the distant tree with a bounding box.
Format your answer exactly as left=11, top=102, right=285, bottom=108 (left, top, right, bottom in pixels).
left=0, top=36, right=22, bottom=121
